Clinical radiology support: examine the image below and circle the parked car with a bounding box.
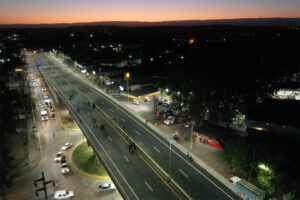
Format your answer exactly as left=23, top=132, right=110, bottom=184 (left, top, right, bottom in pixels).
left=97, top=183, right=116, bottom=192
left=51, top=113, right=56, bottom=120
left=61, top=142, right=72, bottom=150
left=44, top=94, right=49, bottom=99
left=53, top=190, right=74, bottom=199
left=185, top=122, right=192, bottom=128
left=42, top=87, right=46, bottom=92
left=54, top=152, right=64, bottom=162
left=38, top=103, right=46, bottom=110
left=164, top=116, right=175, bottom=125
left=61, top=160, right=70, bottom=174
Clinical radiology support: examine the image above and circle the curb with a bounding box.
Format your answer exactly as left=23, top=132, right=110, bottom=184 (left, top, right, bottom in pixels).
left=67, top=141, right=111, bottom=180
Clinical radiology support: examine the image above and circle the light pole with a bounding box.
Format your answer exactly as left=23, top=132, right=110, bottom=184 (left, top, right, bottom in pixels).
left=116, top=99, right=119, bottom=124
left=127, top=79, right=129, bottom=102
left=168, top=138, right=172, bottom=181
left=191, top=124, right=193, bottom=151
left=125, top=72, right=130, bottom=102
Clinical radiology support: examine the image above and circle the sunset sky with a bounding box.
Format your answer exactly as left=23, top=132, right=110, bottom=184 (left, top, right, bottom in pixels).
left=0, top=0, right=299, bottom=24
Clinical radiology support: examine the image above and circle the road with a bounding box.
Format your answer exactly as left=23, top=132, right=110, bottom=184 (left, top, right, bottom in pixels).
left=36, top=52, right=240, bottom=199
left=35, top=54, right=179, bottom=200
left=6, top=52, right=121, bottom=200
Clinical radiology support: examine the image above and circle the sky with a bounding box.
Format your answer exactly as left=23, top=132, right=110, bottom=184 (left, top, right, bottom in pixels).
left=0, top=0, right=299, bottom=24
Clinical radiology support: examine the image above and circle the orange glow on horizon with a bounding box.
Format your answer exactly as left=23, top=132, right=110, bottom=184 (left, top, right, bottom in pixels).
left=0, top=3, right=299, bottom=24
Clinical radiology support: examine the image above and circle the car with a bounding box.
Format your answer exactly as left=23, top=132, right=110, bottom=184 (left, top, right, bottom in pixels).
left=44, top=94, right=49, bottom=99
left=53, top=190, right=74, bottom=199
left=61, top=160, right=70, bottom=174
left=97, top=183, right=116, bottom=192
left=54, top=152, right=64, bottom=162
left=157, top=101, right=162, bottom=105
left=38, top=103, right=46, bottom=110
left=42, top=87, right=46, bottom=92
left=50, top=107, right=55, bottom=113
left=44, top=99, right=51, bottom=107
left=185, top=122, right=192, bottom=128
left=113, top=93, right=122, bottom=98
left=164, top=118, right=172, bottom=125
left=61, top=142, right=72, bottom=150
left=51, top=113, right=56, bottom=120
left=164, top=115, right=175, bottom=125
left=36, top=74, right=39, bottom=78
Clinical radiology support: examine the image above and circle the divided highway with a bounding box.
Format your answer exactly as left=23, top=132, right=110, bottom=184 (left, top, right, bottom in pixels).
left=35, top=52, right=240, bottom=200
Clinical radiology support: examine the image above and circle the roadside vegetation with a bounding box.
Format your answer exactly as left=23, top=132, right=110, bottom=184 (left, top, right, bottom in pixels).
left=72, top=142, right=108, bottom=176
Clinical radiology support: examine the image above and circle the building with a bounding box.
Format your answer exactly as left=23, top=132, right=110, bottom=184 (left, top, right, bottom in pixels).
left=245, top=99, right=299, bottom=138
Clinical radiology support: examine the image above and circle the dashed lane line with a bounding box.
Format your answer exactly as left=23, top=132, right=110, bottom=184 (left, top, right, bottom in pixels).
left=153, top=146, right=160, bottom=153
left=178, top=169, right=189, bottom=178
left=145, top=181, right=154, bottom=192
left=123, top=155, right=129, bottom=162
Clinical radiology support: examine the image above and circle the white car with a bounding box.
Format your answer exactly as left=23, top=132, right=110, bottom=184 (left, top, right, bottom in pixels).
left=185, top=122, right=192, bottom=128
left=41, top=110, right=48, bottom=121
left=53, top=190, right=74, bottom=199
left=97, top=183, right=116, bottom=192
left=42, top=87, right=46, bottom=92
left=38, top=103, right=46, bottom=110
left=44, top=94, right=49, bottom=99
left=61, top=142, right=72, bottom=150
left=54, top=152, right=64, bottom=162
left=61, top=160, right=70, bottom=174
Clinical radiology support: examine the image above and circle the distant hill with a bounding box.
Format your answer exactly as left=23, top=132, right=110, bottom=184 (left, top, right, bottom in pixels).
left=0, top=18, right=299, bottom=29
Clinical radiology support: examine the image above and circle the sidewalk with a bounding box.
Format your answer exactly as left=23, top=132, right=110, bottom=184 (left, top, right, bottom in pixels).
left=49, top=55, right=240, bottom=195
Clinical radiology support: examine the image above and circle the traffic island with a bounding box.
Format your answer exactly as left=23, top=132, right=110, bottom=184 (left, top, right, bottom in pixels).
left=71, top=141, right=110, bottom=179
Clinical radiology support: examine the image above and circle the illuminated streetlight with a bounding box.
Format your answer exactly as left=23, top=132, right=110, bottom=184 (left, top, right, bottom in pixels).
left=189, top=38, right=194, bottom=45
left=125, top=72, right=130, bottom=102
left=258, top=163, right=271, bottom=172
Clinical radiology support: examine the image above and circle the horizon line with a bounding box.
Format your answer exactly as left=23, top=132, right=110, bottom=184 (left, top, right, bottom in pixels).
left=1, top=17, right=299, bottom=25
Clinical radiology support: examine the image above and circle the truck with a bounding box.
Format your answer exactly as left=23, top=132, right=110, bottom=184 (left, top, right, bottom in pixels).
left=41, top=110, right=48, bottom=121
left=230, top=176, right=265, bottom=200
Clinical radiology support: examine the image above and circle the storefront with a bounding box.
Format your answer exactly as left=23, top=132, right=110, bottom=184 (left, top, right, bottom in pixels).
left=192, top=131, right=224, bottom=151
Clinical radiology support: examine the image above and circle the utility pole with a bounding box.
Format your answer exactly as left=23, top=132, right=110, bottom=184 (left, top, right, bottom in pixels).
left=191, top=124, right=193, bottom=151
left=34, top=172, right=56, bottom=200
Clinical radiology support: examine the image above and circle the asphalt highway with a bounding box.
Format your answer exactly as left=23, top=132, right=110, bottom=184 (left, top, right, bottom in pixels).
left=36, top=52, right=240, bottom=200
left=35, top=54, right=179, bottom=200
left=7, top=52, right=121, bottom=200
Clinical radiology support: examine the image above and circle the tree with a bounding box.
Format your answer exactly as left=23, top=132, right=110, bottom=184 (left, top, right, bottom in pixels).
left=219, top=138, right=249, bottom=175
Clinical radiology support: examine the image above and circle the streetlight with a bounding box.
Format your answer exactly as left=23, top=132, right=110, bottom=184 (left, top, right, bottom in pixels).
left=168, top=138, right=172, bottom=181
left=125, top=72, right=130, bottom=102
left=191, top=124, right=194, bottom=151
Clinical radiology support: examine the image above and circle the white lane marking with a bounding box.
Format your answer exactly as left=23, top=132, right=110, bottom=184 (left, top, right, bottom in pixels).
left=135, top=130, right=141, bottom=135
left=107, top=136, right=112, bottom=142
left=110, top=108, right=114, bottom=112
left=153, top=146, right=160, bottom=153
left=123, top=155, right=129, bottom=162
left=121, top=118, right=125, bottom=122
left=75, top=117, right=138, bottom=200
left=61, top=53, right=232, bottom=199
left=178, top=169, right=189, bottom=178
left=144, top=181, right=153, bottom=191
left=112, top=102, right=235, bottom=199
